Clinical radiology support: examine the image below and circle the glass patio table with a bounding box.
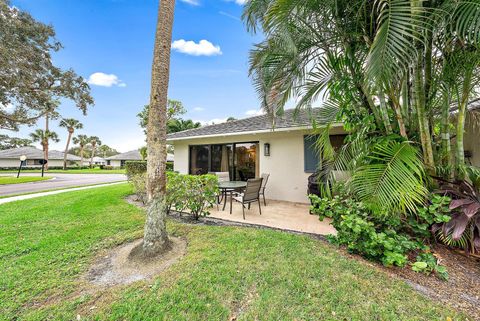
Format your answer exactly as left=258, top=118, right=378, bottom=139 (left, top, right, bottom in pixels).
left=218, top=181, right=247, bottom=214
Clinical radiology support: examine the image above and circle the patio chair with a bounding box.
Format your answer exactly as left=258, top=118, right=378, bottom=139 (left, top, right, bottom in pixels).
left=232, top=177, right=263, bottom=219
left=209, top=172, right=231, bottom=208
left=259, top=173, right=269, bottom=206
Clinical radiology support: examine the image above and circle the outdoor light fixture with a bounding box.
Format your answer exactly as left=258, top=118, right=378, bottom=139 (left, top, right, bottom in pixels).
left=264, top=143, right=271, bottom=156
left=17, top=155, right=27, bottom=178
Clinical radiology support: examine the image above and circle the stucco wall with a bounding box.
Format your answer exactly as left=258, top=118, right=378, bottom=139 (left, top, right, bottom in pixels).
left=0, top=159, right=77, bottom=168
left=464, top=115, right=480, bottom=167
left=171, top=126, right=345, bottom=203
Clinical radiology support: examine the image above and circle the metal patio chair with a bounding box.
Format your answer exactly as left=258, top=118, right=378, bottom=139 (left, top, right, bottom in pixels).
left=232, top=177, right=263, bottom=219
left=259, top=173, right=269, bottom=206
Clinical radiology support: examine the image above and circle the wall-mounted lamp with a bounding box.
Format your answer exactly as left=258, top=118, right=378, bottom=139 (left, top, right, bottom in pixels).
left=264, top=143, right=270, bottom=156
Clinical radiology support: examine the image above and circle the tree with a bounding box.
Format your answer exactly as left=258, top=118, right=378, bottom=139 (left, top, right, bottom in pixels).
left=0, top=1, right=93, bottom=131
left=226, top=117, right=237, bottom=122
left=72, top=134, right=89, bottom=167
left=59, top=118, right=83, bottom=170
left=167, top=118, right=201, bottom=133
left=88, top=136, right=101, bottom=168
left=0, top=135, right=32, bottom=150
left=29, top=129, right=59, bottom=168
left=132, top=0, right=176, bottom=259
left=139, top=146, right=148, bottom=160
left=137, top=99, right=186, bottom=135
left=98, top=145, right=118, bottom=158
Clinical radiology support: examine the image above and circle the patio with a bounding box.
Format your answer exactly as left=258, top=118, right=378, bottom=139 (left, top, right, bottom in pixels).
left=208, top=199, right=336, bottom=236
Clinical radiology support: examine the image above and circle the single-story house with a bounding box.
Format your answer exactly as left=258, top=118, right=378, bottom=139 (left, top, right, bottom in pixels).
left=106, top=150, right=174, bottom=168
left=82, top=156, right=106, bottom=166
left=167, top=108, right=346, bottom=204
left=0, top=146, right=81, bottom=168
left=167, top=107, right=480, bottom=204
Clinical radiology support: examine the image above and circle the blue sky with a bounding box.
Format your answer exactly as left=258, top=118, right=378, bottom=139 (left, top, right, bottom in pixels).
left=5, top=0, right=264, bottom=152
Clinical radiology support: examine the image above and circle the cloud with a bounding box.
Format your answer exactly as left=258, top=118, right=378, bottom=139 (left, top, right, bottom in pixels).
left=219, top=11, right=241, bottom=21
left=171, top=39, right=222, bottom=56
left=87, top=72, right=126, bottom=87
left=180, top=0, right=200, bottom=5
left=193, top=107, right=205, bottom=112
left=225, top=0, right=247, bottom=5
left=245, top=109, right=264, bottom=116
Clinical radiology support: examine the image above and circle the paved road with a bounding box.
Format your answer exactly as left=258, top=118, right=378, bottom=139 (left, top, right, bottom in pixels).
left=0, top=173, right=127, bottom=196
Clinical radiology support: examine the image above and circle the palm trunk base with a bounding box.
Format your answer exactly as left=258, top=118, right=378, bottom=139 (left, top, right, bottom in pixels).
left=129, top=196, right=170, bottom=261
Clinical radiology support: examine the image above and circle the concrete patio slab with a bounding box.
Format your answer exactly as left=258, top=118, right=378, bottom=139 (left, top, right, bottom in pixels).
left=209, top=199, right=336, bottom=236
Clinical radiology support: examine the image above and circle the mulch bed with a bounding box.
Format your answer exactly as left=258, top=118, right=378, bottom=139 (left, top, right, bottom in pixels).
left=126, top=195, right=480, bottom=319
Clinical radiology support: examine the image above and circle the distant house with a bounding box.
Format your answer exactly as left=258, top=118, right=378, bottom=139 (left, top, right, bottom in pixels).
left=82, top=156, right=106, bottom=166
left=0, top=146, right=81, bottom=168
left=106, top=150, right=174, bottom=168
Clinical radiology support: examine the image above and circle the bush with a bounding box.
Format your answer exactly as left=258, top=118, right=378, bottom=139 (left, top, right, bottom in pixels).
left=125, top=161, right=147, bottom=179
left=102, top=165, right=114, bottom=170
left=310, top=195, right=421, bottom=267
left=166, top=161, right=174, bottom=171
left=128, top=171, right=219, bottom=220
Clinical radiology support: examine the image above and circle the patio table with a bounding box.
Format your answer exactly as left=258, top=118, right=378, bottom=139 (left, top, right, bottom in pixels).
left=218, top=181, right=247, bottom=214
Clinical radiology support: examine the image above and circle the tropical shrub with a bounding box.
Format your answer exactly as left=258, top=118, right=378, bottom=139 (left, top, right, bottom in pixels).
left=407, top=194, right=452, bottom=239
left=412, top=253, right=449, bottom=280
left=129, top=172, right=147, bottom=204
left=433, top=167, right=480, bottom=254
left=309, top=194, right=422, bottom=267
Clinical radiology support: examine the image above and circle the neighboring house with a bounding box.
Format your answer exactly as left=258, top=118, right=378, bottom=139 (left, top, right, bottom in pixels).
left=167, top=108, right=346, bottom=203
left=82, top=156, right=106, bottom=166
left=0, top=146, right=81, bottom=168
left=462, top=99, right=480, bottom=167
left=105, top=150, right=174, bottom=168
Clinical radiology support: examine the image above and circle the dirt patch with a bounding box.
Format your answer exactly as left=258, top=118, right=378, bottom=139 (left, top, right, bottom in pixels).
left=229, top=284, right=258, bottom=320
left=86, top=237, right=187, bottom=287
left=384, top=246, right=480, bottom=320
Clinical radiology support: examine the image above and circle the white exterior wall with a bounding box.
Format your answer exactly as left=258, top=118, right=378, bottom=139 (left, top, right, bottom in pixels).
left=464, top=116, right=480, bottom=167
left=0, top=159, right=79, bottom=168
left=171, top=126, right=345, bottom=204
left=109, top=160, right=122, bottom=168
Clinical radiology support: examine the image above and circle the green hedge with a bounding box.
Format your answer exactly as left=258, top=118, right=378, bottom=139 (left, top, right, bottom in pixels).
left=125, top=161, right=174, bottom=177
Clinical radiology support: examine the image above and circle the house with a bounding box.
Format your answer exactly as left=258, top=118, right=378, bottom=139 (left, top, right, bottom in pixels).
left=105, top=150, right=174, bottom=168
left=82, top=156, right=106, bottom=166
left=0, top=146, right=81, bottom=168
left=166, top=108, right=346, bottom=203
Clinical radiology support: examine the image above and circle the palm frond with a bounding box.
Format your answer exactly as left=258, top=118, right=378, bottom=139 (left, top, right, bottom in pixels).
left=350, top=140, right=428, bottom=213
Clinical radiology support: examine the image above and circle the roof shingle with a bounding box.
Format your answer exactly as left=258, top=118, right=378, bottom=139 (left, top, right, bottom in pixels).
left=0, top=147, right=81, bottom=161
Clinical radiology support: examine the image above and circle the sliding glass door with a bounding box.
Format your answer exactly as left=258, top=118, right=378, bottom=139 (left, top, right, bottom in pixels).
left=189, top=142, right=258, bottom=180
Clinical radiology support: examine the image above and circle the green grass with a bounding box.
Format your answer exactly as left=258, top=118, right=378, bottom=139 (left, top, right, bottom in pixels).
left=0, top=185, right=468, bottom=320
left=0, top=168, right=125, bottom=174
left=0, top=176, right=52, bottom=185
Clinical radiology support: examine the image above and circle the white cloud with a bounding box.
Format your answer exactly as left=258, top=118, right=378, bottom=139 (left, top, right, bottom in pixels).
left=171, top=39, right=222, bottom=56
left=87, top=72, right=126, bottom=87
left=245, top=109, right=264, bottom=116
left=226, top=0, right=247, bottom=5
left=180, top=0, right=200, bottom=5
left=193, top=107, right=205, bottom=112
left=219, top=11, right=241, bottom=21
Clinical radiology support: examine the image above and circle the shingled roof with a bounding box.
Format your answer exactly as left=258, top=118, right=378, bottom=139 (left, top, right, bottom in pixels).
left=0, top=146, right=81, bottom=161
left=106, top=150, right=174, bottom=162
left=167, top=108, right=324, bottom=140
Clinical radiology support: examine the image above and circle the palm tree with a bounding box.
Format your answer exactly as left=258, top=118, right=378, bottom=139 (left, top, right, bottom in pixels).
left=72, top=134, right=89, bottom=167
left=88, top=136, right=101, bottom=168
left=59, top=118, right=83, bottom=170
left=98, top=144, right=114, bottom=158
left=133, top=0, right=176, bottom=259
left=167, top=118, right=201, bottom=133
left=29, top=129, right=60, bottom=169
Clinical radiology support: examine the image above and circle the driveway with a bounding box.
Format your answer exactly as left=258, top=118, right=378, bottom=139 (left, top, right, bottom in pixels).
left=0, top=173, right=127, bottom=197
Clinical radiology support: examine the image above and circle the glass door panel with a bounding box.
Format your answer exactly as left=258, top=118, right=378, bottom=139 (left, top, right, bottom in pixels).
left=189, top=145, right=209, bottom=175
left=234, top=143, right=258, bottom=181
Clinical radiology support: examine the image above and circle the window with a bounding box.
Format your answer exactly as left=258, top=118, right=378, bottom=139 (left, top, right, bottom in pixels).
left=304, top=134, right=346, bottom=173
left=26, top=159, right=43, bottom=166
left=189, top=142, right=258, bottom=180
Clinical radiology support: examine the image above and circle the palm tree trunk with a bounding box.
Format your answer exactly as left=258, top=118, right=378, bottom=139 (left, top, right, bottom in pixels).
left=378, top=92, right=392, bottom=134
left=63, top=131, right=73, bottom=170
left=413, top=60, right=435, bottom=170
left=440, top=89, right=452, bottom=173
left=388, top=90, right=408, bottom=139
left=455, top=66, right=474, bottom=172
left=141, top=0, right=176, bottom=257
left=80, top=146, right=84, bottom=168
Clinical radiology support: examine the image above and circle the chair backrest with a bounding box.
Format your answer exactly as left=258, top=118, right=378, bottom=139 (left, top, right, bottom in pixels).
left=243, top=178, right=263, bottom=202
left=208, top=172, right=230, bottom=182
left=260, top=173, right=270, bottom=189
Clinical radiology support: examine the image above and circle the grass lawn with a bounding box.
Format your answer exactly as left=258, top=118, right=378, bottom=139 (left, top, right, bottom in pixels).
left=0, top=176, right=51, bottom=185
left=0, top=168, right=125, bottom=174
left=0, top=184, right=468, bottom=320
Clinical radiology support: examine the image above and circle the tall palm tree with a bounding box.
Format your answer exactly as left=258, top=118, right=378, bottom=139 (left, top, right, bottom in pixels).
left=136, top=0, right=176, bottom=258
left=98, top=144, right=112, bottom=158
left=88, top=136, right=101, bottom=168
left=29, top=129, right=60, bottom=169
left=72, top=134, right=89, bottom=167
left=59, top=118, right=83, bottom=170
